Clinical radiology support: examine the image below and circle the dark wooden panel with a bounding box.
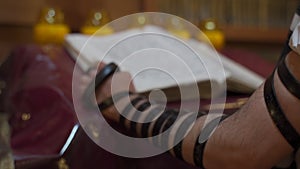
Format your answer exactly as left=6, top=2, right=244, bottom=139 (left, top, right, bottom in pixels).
left=0, top=0, right=141, bottom=30
left=0, top=0, right=45, bottom=25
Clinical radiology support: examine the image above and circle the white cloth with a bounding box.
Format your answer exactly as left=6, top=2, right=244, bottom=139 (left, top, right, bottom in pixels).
left=289, top=21, right=300, bottom=55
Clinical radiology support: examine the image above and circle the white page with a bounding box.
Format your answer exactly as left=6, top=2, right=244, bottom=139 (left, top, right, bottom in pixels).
left=65, top=26, right=229, bottom=95
left=187, top=39, right=264, bottom=90
left=65, top=25, right=263, bottom=96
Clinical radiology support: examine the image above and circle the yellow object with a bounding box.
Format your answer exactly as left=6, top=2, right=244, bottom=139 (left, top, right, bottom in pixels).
left=81, top=25, right=114, bottom=35
left=21, top=113, right=31, bottom=121
left=168, top=29, right=191, bottom=39
left=33, top=8, right=70, bottom=44
left=34, top=23, right=70, bottom=44
left=81, top=10, right=113, bottom=35
left=201, top=30, right=225, bottom=50
left=167, top=17, right=190, bottom=39
left=198, top=19, right=225, bottom=50
left=57, top=158, right=69, bottom=169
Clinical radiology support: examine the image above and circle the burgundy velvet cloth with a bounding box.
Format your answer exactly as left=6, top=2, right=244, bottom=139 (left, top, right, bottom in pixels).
left=1, top=44, right=275, bottom=169
left=220, top=48, right=275, bottom=78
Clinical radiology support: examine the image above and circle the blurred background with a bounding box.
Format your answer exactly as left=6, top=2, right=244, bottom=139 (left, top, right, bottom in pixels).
left=0, top=0, right=297, bottom=64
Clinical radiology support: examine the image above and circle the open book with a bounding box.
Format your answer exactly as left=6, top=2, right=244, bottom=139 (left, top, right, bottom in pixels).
left=65, top=26, right=264, bottom=100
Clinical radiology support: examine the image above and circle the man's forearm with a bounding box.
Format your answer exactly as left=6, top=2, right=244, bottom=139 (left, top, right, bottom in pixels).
left=97, top=51, right=300, bottom=168
left=205, top=51, right=300, bottom=168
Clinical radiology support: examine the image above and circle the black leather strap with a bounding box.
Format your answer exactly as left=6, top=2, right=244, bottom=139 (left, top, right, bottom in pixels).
left=152, top=109, right=176, bottom=137
left=130, top=101, right=151, bottom=133
left=141, top=106, right=165, bottom=138
left=98, top=91, right=133, bottom=111
left=172, top=112, right=198, bottom=160
left=94, top=63, right=119, bottom=89
left=194, top=115, right=228, bottom=169
left=83, top=62, right=119, bottom=108
left=264, top=75, right=300, bottom=150
left=119, top=96, right=145, bottom=125
left=277, top=60, right=300, bottom=100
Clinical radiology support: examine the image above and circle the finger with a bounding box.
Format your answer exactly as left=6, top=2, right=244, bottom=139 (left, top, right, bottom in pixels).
left=97, top=62, right=107, bottom=72
left=110, top=72, right=136, bottom=94
left=87, top=62, right=106, bottom=75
